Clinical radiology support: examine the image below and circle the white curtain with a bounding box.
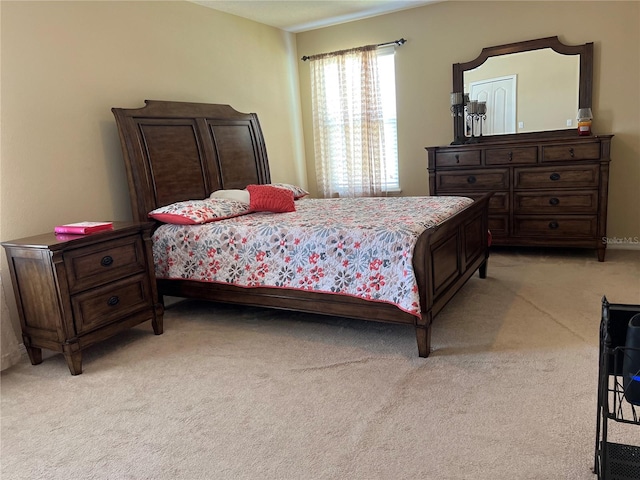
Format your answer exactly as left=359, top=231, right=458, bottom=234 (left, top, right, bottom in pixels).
left=310, top=45, right=387, bottom=198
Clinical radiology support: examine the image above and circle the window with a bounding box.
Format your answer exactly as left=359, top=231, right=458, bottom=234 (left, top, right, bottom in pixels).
left=310, top=45, right=400, bottom=198
left=377, top=46, right=400, bottom=192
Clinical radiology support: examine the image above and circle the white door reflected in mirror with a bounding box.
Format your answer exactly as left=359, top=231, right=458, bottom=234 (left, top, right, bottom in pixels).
left=468, top=75, right=516, bottom=136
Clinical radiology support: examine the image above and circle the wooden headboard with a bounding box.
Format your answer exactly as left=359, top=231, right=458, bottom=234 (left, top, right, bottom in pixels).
left=112, top=100, right=271, bottom=222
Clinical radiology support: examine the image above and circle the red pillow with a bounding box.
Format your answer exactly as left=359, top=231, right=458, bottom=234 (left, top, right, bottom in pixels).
left=246, top=184, right=296, bottom=213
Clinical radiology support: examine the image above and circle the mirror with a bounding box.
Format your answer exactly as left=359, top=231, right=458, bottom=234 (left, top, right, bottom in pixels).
left=452, top=36, right=593, bottom=142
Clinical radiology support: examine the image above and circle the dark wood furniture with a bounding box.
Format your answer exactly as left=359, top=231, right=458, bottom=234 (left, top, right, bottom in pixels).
left=2, top=222, right=163, bottom=375
left=427, top=134, right=612, bottom=261
left=436, top=36, right=611, bottom=261
left=112, top=100, right=492, bottom=357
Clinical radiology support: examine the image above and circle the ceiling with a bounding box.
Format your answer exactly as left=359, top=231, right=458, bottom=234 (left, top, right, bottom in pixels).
left=191, top=0, right=440, bottom=33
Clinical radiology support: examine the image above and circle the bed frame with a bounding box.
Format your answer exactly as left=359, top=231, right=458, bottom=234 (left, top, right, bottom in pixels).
left=112, top=100, right=491, bottom=357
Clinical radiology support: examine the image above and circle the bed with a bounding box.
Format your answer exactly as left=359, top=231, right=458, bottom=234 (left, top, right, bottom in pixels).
left=112, top=100, right=492, bottom=357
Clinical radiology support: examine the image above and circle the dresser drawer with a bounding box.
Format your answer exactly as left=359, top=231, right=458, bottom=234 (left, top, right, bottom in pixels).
left=435, top=150, right=481, bottom=167
left=489, top=192, right=509, bottom=213
left=488, top=215, right=509, bottom=237
left=71, top=273, right=151, bottom=334
left=514, top=190, right=599, bottom=214
left=64, top=235, right=147, bottom=293
left=542, top=143, right=600, bottom=162
left=514, top=164, right=599, bottom=189
left=436, top=169, right=509, bottom=192
left=513, top=215, right=597, bottom=237
left=449, top=191, right=509, bottom=213
left=486, top=146, right=538, bottom=165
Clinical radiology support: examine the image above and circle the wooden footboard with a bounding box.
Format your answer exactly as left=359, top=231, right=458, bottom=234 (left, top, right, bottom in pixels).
left=410, top=192, right=492, bottom=355
left=157, top=193, right=492, bottom=357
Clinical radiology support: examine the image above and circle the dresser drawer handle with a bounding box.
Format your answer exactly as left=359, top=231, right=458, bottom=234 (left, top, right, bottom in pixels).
left=549, top=197, right=560, bottom=206
left=569, top=148, right=575, bottom=158
left=467, top=175, right=477, bottom=184
left=107, top=296, right=120, bottom=307
left=508, top=151, right=513, bottom=161
left=455, top=154, right=460, bottom=163
left=548, top=221, right=559, bottom=230
left=549, top=173, right=561, bottom=181
left=101, top=255, right=114, bottom=267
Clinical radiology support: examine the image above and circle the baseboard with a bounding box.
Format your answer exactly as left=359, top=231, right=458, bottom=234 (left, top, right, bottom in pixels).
left=1, top=343, right=26, bottom=371
left=607, top=243, right=640, bottom=251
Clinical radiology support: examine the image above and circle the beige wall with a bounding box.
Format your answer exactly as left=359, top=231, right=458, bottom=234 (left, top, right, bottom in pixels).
left=297, top=1, right=640, bottom=241
left=0, top=1, right=305, bottom=368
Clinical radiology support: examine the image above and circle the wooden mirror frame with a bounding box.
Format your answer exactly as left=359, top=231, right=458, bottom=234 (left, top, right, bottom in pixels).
left=452, top=36, right=593, bottom=141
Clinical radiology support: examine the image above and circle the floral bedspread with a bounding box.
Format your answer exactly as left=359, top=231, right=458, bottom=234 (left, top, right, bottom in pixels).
left=152, top=196, right=473, bottom=317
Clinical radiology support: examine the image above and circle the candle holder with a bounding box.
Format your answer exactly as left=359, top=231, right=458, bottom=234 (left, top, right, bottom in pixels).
left=465, top=100, right=487, bottom=143
left=450, top=92, right=466, bottom=145
left=476, top=101, right=487, bottom=137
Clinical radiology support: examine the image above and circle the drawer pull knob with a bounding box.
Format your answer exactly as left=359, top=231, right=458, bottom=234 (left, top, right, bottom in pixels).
left=455, top=154, right=460, bottom=163
left=107, top=296, right=120, bottom=306
left=101, top=255, right=114, bottom=267
left=549, top=197, right=560, bottom=206
left=467, top=175, right=477, bottom=184
left=548, top=221, right=559, bottom=230
left=550, top=173, right=561, bottom=181
left=569, top=148, right=575, bottom=158
left=508, top=151, right=513, bottom=161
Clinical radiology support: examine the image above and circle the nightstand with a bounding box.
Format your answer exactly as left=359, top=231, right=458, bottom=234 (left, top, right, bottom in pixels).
left=2, top=222, right=164, bottom=375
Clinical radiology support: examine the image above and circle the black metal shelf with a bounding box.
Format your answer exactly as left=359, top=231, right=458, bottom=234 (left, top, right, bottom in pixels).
left=600, top=442, right=640, bottom=480
left=605, top=348, right=639, bottom=425
left=594, top=298, right=640, bottom=480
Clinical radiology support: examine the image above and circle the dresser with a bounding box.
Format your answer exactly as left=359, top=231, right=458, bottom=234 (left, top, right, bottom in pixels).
left=2, top=222, right=164, bottom=374
left=426, top=134, right=612, bottom=261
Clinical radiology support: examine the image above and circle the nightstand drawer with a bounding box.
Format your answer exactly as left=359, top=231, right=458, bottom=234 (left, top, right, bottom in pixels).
left=436, top=169, right=509, bottom=191
left=514, top=164, right=599, bottom=189
left=71, top=273, right=151, bottom=334
left=64, top=235, right=147, bottom=293
left=514, top=190, right=599, bottom=214
left=542, top=143, right=600, bottom=162
left=486, top=146, right=538, bottom=165
left=513, top=215, right=597, bottom=237
left=435, top=150, right=481, bottom=167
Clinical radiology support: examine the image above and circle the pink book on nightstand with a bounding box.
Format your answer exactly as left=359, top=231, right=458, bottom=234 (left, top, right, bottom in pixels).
left=54, top=221, right=113, bottom=235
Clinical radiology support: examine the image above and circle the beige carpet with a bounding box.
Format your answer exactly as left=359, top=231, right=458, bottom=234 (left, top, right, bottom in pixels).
left=1, top=248, right=639, bottom=480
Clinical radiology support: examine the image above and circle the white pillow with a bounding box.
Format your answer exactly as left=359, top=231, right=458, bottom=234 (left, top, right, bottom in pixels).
left=209, top=189, right=250, bottom=204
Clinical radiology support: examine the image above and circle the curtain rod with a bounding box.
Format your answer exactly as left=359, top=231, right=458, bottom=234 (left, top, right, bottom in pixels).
left=301, top=38, right=406, bottom=61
